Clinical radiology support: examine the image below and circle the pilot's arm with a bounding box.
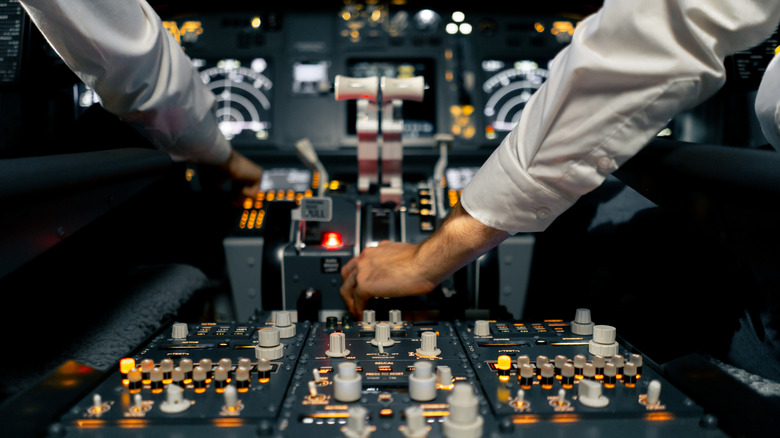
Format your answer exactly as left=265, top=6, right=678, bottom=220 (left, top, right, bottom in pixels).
left=341, top=0, right=780, bottom=315
left=19, top=0, right=262, bottom=195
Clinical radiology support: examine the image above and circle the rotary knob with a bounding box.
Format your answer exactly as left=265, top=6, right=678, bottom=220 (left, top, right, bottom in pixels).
left=255, top=327, right=284, bottom=360
left=589, top=325, right=619, bottom=356
left=273, top=311, right=296, bottom=338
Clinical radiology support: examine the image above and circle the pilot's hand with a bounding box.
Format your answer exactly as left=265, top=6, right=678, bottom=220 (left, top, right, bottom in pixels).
left=339, top=241, right=437, bottom=316
left=215, top=149, right=263, bottom=198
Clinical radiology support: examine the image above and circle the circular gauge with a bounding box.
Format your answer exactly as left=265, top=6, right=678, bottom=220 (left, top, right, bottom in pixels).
left=198, top=58, right=273, bottom=141
left=482, top=60, right=549, bottom=138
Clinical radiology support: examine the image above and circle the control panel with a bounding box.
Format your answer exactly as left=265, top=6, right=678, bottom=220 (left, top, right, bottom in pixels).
left=51, top=309, right=728, bottom=437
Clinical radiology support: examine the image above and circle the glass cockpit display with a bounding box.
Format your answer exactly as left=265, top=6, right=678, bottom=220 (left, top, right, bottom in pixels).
left=482, top=59, right=550, bottom=140
left=194, top=58, right=273, bottom=143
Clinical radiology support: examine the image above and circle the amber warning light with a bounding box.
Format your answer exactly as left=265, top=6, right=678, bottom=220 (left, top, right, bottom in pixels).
left=322, top=232, right=343, bottom=250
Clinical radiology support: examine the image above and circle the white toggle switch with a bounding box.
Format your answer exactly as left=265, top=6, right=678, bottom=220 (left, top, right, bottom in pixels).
left=326, top=332, right=351, bottom=357
left=333, top=362, right=362, bottom=403
left=571, top=308, right=594, bottom=335
left=578, top=379, right=609, bottom=408
left=646, top=380, right=662, bottom=406
left=223, top=385, right=240, bottom=410
left=416, top=331, right=441, bottom=357
left=371, top=322, right=395, bottom=347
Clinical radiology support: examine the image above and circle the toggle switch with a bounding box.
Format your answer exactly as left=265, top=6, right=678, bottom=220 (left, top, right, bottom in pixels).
left=436, top=366, right=454, bottom=389
left=416, top=331, right=441, bottom=357
left=645, top=380, right=662, bottom=406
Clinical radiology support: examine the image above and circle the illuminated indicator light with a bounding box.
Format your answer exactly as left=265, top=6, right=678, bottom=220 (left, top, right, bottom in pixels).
left=646, top=412, right=675, bottom=422
left=551, top=414, right=580, bottom=423
left=120, top=358, right=136, bottom=375
left=243, top=198, right=253, bottom=209
left=775, top=46, right=780, bottom=56
left=309, top=412, right=350, bottom=419
left=534, top=22, right=545, bottom=33
left=459, top=23, right=473, bottom=35
left=513, top=415, right=540, bottom=424
left=452, top=11, right=465, bottom=23
left=445, top=23, right=459, bottom=34
left=322, top=232, right=344, bottom=250
left=342, top=11, right=352, bottom=21
left=552, top=21, right=575, bottom=36
left=371, top=9, right=382, bottom=21
left=422, top=411, right=450, bottom=418
left=213, top=418, right=245, bottom=427
left=251, top=17, right=261, bottom=28
left=445, top=49, right=453, bottom=60
left=380, top=408, right=393, bottom=417
left=329, top=180, right=341, bottom=190
left=162, top=21, right=181, bottom=43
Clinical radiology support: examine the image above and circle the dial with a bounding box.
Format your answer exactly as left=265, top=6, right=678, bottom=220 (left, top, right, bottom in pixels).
left=197, top=58, right=273, bottom=142
left=482, top=60, right=549, bottom=139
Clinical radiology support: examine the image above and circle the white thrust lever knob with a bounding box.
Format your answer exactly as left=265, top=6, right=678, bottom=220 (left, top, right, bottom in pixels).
left=335, top=75, right=379, bottom=101
left=381, top=76, right=425, bottom=102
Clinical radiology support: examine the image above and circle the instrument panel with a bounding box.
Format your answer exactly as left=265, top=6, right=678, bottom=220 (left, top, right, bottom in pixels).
left=140, top=1, right=591, bottom=154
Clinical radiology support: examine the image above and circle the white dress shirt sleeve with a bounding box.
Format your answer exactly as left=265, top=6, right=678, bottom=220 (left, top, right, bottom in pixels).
left=756, top=52, right=780, bottom=150
left=461, top=0, right=780, bottom=234
left=19, top=0, right=232, bottom=165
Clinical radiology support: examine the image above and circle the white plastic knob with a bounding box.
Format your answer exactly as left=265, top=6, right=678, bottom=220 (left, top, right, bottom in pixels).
left=589, top=325, right=619, bottom=356
left=342, top=405, right=372, bottom=438
left=400, top=405, right=431, bottom=438
left=171, top=322, right=189, bottom=339
left=388, top=309, right=403, bottom=325
left=255, top=327, right=284, bottom=360
left=274, top=311, right=296, bottom=338
left=443, top=383, right=484, bottom=438
left=371, top=322, right=395, bottom=347
left=362, top=310, right=376, bottom=326
left=437, top=366, right=453, bottom=386
left=334, top=75, right=379, bottom=101
left=409, top=361, right=437, bottom=402
left=333, top=362, right=362, bottom=403
left=571, top=308, right=594, bottom=335
left=578, top=379, right=609, bottom=408
left=416, top=331, right=441, bottom=356
left=326, top=332, right=351, bottom=357
left=473, top=320, right=490, bottom=337
left=160, top=384, right=191, bottom=413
